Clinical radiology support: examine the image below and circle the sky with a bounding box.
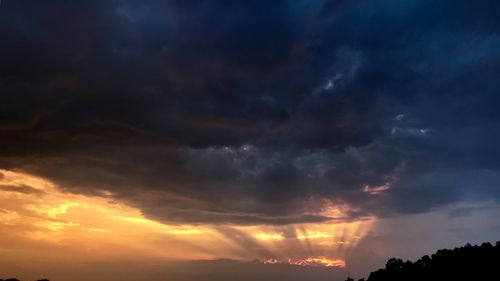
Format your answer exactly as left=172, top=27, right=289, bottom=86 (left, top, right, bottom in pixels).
left=1, top=1, right=500, bottom=280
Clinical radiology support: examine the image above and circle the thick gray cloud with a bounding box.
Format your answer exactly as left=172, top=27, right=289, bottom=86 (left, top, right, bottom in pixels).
left=0, top=184, right=45, bottom=195
left=1, top=0, right=500, bottom=225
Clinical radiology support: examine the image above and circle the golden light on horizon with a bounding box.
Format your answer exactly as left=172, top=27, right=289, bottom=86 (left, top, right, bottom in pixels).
left=0, top=169, right=376, bottom=268
left=263, top=257, right=347, bottom=268
left=290, top=257, right=347, bottom=268
left=255, top=232, right=285, bottom=241
left=297, top=230, right=332, bottom=240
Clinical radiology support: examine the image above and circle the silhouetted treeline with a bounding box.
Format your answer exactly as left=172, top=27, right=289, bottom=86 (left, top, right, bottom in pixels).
left=350, top=241, right=500, bottom=281
left=0, top=278, right=50, bottom=281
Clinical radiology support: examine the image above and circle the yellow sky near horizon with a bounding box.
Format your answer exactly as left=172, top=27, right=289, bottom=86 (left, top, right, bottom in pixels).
left=0, top=169, right=375, bottom=268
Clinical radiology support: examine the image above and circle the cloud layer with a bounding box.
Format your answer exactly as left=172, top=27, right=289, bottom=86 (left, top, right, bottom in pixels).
left=1, top=0, right=500, bottom=225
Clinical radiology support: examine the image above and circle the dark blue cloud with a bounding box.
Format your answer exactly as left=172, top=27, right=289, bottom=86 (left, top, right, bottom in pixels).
left=1, top=0, right=500, bottom=224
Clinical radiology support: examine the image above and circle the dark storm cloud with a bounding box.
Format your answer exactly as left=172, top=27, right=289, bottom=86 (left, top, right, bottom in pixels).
left=1, top=0, right=500, bottom=224
left=0, top=184, right=45, bottom=195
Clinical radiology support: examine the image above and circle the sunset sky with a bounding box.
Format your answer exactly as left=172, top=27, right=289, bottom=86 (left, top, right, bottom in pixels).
left=1, top=1, right=500, bottom=280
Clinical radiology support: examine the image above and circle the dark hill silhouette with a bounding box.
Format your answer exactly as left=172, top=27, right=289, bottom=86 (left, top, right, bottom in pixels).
left=0, top=279, right=48, bottom=281
left=350, top=241, right=500, bottom=281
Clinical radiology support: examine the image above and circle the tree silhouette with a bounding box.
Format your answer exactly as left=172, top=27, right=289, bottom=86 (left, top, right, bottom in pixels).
left=0, top=278, right=50, bottom=281
left=358, top=241, right=500, bottom=281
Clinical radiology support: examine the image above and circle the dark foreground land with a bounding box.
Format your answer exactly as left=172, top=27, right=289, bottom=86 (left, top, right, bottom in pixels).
left=350, top=241, right=500, bottom=281
left=0, top=278, right=50, bottom=281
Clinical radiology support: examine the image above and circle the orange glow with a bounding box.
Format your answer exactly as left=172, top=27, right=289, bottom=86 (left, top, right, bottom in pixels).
left=297, top=230, right=332, bottom=240
left=290, top=257, right=346, bottom=268
left=263, top=258, right=280, bottom=265
left=0, top=169, right=222, bottom=261
left=255, top=233, right=285, bottom=241
left=263, top=257, right=346, bottom=268
left=0, top=169, right=376, bottom=267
